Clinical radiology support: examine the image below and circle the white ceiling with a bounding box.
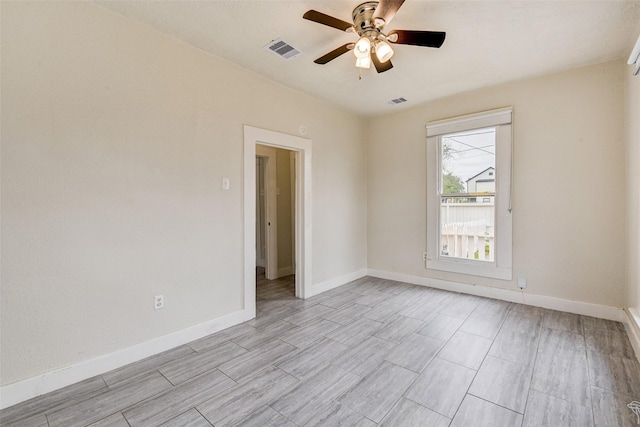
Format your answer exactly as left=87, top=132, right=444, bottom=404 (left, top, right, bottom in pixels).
left=97, top=1, right=640, bottom=116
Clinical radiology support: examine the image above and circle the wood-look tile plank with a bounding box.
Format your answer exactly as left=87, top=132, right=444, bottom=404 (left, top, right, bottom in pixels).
left=354, top=290, right=390, bottom=307
left=231, top=320, right=298, bottom=349
left=587, top=350, right=640, bottom=397
left=523, top=390, right=593, bottom=427
left=338, top=361, right=418, bottom=423
left=501, top=311, right=543, bottom=337
left=438, top=331, right=492, bottom=370
left=248, top=304, right=300, bottom=328
left=405, top=357, right=476, bottom=418
left=469, top=355, right=532, bottom=413
left=591, top=386, right=640, bottom=427
left=188, top=323, right=256, bottom=352
left=321, top=303, right=372, bottom=325
left=159, top=341, right=247, bottom=385
left=582, top=316, right=625, bottom=332
left=88, top=412, right=131, bottom=427
left=473, top=298, right=511, bottom=316
left=388, top=288, right=428, bottom=306
left=416, top=313, right=464, bottom=341
left=439, top=295, right=482, bottom=319
left=542, top=310, right=583, bottom=334
left=282, top=304, right=337, bottom=326
left=450, top=394, right=523, bottom=427
left=489, top=328, right=539, bottom=366
left=271, top=365, right=360, bottom=425
left=2, top=414, right=50, bottom=427
left=196, top=365, right=299, bottom=426
left=509, top=303, right=547, bottom=317
left=101, top=346, right=195, bottom=386
left=384, top=333, right=444, bottom=372
left=324, top=317, right=384, bottom=346
left=218, top=339, right=297, bottom=382
left=234, top=405, right=295, bottom=427
left=122, top=369, right=234, bottom=426
left=303, top=401, right=376, bottom=427
left=0, top=376, right=108, bottom=425
left=362, top=301, right=406, bottom=323
left=276, top=337, right=348, bottom=379
left=48, top=371, right=172, bottom=427
left=159, top=408, right=213, bottom=427
left=585, top=327, right=636, bottom=358
left=279, top=318, right=340, bottom=348
left=331, top=335, right=396, bottom=377
left=531, top=351, right=591, bottom=407
left=320, top=292, right=362, bottom=310
left=459, top=311, right=507, bottom=339
left=398, top=300, right=440, bottom=322
left=380, top=398, right=450, bottom=427
left=280, top=292, right=332, bottom=310
left=375, top=315, right=424, bottom=343
left=538, top=327, right=585, bottom=357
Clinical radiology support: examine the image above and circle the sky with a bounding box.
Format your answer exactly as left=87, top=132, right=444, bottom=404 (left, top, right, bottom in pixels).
left=442, top=127, right=495, bottom=191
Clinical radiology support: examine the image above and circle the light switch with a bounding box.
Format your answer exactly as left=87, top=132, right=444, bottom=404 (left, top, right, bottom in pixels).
left=222, top=177, right=230, bottom=190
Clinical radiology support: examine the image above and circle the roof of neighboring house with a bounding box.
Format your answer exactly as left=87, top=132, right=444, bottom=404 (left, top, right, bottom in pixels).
left=466, top=167, right=495, bottom=183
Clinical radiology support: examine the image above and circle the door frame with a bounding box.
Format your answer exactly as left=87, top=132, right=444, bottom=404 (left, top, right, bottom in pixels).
left=243, top=125, right=312, bottom=320
left=255, top=145, right=278, bottom=280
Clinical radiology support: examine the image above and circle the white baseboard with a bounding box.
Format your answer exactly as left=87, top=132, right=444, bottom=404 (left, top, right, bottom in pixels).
left=0, top=309, right=247, bottom=410
left=308, top=268, right=368, bottom=298
left=277, top=266, right=294, bottom=278
left=367, top=269, right=625, bottom=322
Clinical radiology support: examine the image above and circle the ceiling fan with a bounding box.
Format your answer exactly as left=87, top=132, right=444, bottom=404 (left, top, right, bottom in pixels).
left=303, top=0, right=446, bottom=74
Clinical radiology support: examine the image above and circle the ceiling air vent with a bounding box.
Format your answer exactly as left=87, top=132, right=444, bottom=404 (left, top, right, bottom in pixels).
left=265, top=38, right=302, bottom=60
left=388, top=97, right=408, bottom=105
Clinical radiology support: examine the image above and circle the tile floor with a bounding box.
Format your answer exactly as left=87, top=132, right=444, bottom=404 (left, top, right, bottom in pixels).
left=3, top=275, right=640, bottom=426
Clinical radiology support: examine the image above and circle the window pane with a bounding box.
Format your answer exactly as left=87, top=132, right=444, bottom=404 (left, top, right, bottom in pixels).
left=440, top=128, right=496, bottom=262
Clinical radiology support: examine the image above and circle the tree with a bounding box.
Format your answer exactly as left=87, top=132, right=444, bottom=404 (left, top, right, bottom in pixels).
left=443, top=172, right=465, bottom=194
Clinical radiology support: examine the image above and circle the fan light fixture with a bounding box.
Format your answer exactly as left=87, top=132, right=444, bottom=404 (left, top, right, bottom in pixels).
left=303, top=0, right=447, bottom=77
left=375, top=40, right=394, bottom=63
left=354, top=36, right=371, bottom=58
left=355, top=56, right=371, bottom=69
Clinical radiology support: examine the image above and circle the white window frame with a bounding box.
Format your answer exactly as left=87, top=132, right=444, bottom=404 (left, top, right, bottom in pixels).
left=426, top=107, right=513, bottom=280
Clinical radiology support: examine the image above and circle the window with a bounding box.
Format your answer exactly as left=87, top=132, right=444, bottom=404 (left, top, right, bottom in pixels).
left=426, top=108, right=513, bottom=280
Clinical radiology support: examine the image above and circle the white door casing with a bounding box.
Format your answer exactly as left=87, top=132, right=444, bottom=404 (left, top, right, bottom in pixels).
left=243, top=125, right=312, bottom=321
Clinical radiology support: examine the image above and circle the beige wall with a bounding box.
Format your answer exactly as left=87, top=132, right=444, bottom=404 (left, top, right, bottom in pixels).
left=367, top=60, right=626, bottom=307
left=625, top=54, right=640, bottom=309
left=0, top=2, right=367, bottom=386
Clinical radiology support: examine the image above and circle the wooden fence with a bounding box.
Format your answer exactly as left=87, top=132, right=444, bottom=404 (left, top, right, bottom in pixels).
left=440, top=202, right=494, bottom=261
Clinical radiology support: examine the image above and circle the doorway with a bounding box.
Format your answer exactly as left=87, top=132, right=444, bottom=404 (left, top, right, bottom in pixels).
left=255, top=145, right=296, bottom=300
left=243, top=125, right=312, bottom=321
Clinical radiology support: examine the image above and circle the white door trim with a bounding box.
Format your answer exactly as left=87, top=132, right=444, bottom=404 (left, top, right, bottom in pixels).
left=243, top=126, right=312, bottom=320
left=255, top=145, right=278, bottom=280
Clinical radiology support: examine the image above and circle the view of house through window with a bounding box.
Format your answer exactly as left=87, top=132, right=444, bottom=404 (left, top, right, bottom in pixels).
left=440, top=127, right=496, bottom=262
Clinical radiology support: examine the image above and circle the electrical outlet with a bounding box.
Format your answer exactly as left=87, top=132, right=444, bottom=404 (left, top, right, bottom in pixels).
left=517, top=277, right=527, bottom=290
left=154, top=295, right=164, bottom=310
left=423, top=252, right=428, bottom=261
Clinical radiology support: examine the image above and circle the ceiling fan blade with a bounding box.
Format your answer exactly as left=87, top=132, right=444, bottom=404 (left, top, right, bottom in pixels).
left=303, top=10, right=353, bottom=32
left=388, top=30, right=446, bottom=48
left=314, top=44, right=352, bottom=64
left=371, top=0, right=406, bottom=27
left=372, top=54, right=393, bottom=73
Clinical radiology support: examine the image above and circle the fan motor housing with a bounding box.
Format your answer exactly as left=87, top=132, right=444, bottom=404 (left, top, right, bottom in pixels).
left=352, top=1, right=379, bottom=35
